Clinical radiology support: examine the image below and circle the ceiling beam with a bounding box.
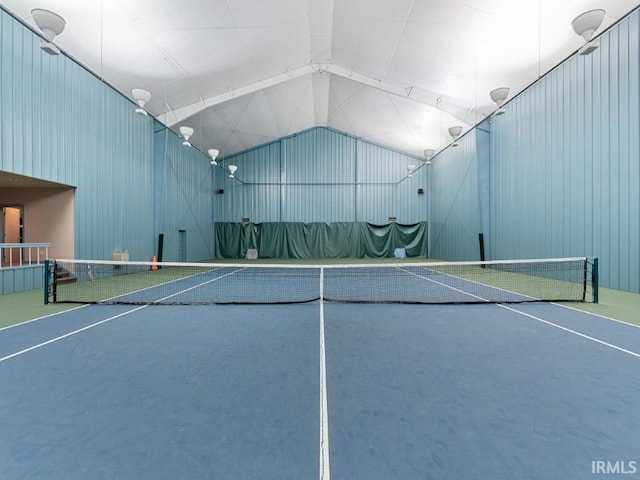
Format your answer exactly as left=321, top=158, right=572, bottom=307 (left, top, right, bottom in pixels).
left=158, top=64, right=316, bottom=126
left=320, top=64, right=483, bottom=127
left=312, top=71, right=331, bottom=125
left=159, top=62, right=483, bottom=129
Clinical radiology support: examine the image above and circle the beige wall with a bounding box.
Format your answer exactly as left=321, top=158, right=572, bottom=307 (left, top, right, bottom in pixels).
left=0, top=187, right=74, bottom=259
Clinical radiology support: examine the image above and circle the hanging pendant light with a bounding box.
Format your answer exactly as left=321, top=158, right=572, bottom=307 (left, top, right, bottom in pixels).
left=572, top=9, right=605, bottom=56
left=448, top=126, right=462, bottom=147
left=489, top=87, right=509, bottom=116
left=423, top=149, right=435, bottom=165
left=132, top=89, right=151, bottom=116
left=31, top=9, right=66, bottom=55
left=406, top=164, right=416, bottom=178
left=208, top=149, right=220, bottom=165
left=179, top=126, right=194, bottom=146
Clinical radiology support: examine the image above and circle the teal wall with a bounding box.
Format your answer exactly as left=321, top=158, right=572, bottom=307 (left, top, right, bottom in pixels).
left=489, top=9, right=640, bottom=292
left=214, top=127, right=428, bottom=225
left=0, top=7, right=215, bottom=275
left=428, top=8, right=640, bottom=292
left=0, top=265, right=43, bottom=294
left=429, top=129, right=481, bottom=261
left=154, top=126, right=215, bottom=262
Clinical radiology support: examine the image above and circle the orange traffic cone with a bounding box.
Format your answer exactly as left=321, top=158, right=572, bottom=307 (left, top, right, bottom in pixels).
left=151, top=255, right=158, bottom=270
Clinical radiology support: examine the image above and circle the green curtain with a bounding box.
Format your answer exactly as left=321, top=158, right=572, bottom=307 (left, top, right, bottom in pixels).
left=215, top=221, right=427, bottom=259
left=214, top=222, right=259, bottom=258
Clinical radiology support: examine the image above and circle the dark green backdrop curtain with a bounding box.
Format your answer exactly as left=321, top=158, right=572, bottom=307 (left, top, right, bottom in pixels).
left=214, top=221, right=427, bottom=259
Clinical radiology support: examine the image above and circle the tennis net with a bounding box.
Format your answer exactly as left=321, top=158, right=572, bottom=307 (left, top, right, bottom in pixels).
left=45, top=257, right=598, bottom=305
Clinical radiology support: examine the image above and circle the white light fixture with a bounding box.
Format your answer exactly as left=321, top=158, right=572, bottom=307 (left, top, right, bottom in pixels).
left=423, top=149, right=435, bottom=165
left=228, top=165, right=238, bottom=179
left=179, top=126, right=194, bottom=146
left=490, top=87, right=510, bottom=116
left=131, top=89, right=151, bottom=116
left=31, top=9, right=66, bottom=55
left=572, top=9, right=605, bottom=55
left=406, top=164, right=416, bottom=178
left=208, top=148, right=219, bottom=165
left=448, top=126, right=463, bottom=147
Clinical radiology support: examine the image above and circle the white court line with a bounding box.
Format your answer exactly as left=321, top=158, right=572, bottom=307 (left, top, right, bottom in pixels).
left=0, top=304, right=88, bottom=331
left=401, top=265, right=538, bottom=302
left=499, top=304, right=640, bottom=359
left=394, top=268, right=640, bottom=359
left=101, top=266, right=246, bottom=303
left=399, top=265, right=640, bottom=341
left=0, top=305, right=148, bottom=363
left=319, top=269, right=330, bottom=480
left=397, top=266, right=490, bottom=302
left=551, top=302, right=640, bottom=330
left=151, top=268, right=247, bottom=303
left=397, top=266, right=639, bottom=359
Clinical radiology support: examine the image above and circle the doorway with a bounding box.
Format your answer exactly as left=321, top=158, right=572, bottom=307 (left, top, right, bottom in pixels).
left=178, top=229, right=187, bottom=262
left=1, top=206, right=23, bottom=265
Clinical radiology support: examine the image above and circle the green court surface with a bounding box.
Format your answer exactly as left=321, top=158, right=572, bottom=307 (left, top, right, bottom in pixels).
left=0, top=289, right=78, bottom=328
left=561, top=287, right=640, bottom=326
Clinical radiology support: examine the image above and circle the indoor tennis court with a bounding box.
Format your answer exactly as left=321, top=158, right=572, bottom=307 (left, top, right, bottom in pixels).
left=2, top=285, right=640, bottom=478
left=2, top=1, right=640, bottom=479
left=3, top=258, right=640, bottom=478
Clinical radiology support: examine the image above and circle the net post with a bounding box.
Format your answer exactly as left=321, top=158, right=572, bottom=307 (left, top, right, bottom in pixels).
left=582, top=258, right=588, bottom=302
left=43, top=259, right=50, bottom=305
left=52, top=260, right=58, bottom=304
left=592, top=257, right=599, bottom=304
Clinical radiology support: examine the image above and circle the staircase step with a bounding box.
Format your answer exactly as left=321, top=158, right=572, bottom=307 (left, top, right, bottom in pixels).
left=55, top=267, right=77, bottom=284
left=56, top=276, right=77, bottom=285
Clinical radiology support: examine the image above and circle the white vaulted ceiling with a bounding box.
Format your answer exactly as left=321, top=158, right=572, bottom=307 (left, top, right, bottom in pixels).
left=3, top=0, right=639, bottom=158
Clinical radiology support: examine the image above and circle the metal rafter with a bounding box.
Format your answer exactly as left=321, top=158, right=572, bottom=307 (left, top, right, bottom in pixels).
left=159, top=62, right=481, bottom=129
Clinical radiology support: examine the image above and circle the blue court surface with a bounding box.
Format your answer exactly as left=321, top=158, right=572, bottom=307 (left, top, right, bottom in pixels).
left=1, top=301, right=639, bottom=479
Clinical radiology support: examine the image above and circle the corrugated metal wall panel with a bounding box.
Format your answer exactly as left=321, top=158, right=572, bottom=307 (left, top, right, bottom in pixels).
left=356, top=185, right=396, bottom=224
left=218, top=127, right=426, bottom=224
left=625, top=13, right=640, bottom=293
left=214, top=184, right=282, bottom=223
left=158, top=130, right=215, bottom=261
left=0, top=266, right=44, bottom=294
left=429, top=130, right=480, bottom=261
left=284, top=185, right=356, bottom=222
left=357, top=141, right=412, bottom=184
left=285, top=128, right=356, bottom=184
left=1, top=9, right=156, bottom=261
left=245, top=185, right=281, bottom=222
left=489, top=10, right=640, bottom=292
left=395, top=167, right=428, bottom=224
left=74, top=86, right=156, bottom=261
left=213, top=142, right=282, bottom=223
left=213, top=184, right=242, bottom=223
left=226, top=142, right=282, bottom=184
left=356, top=174, right=428, bottom=224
